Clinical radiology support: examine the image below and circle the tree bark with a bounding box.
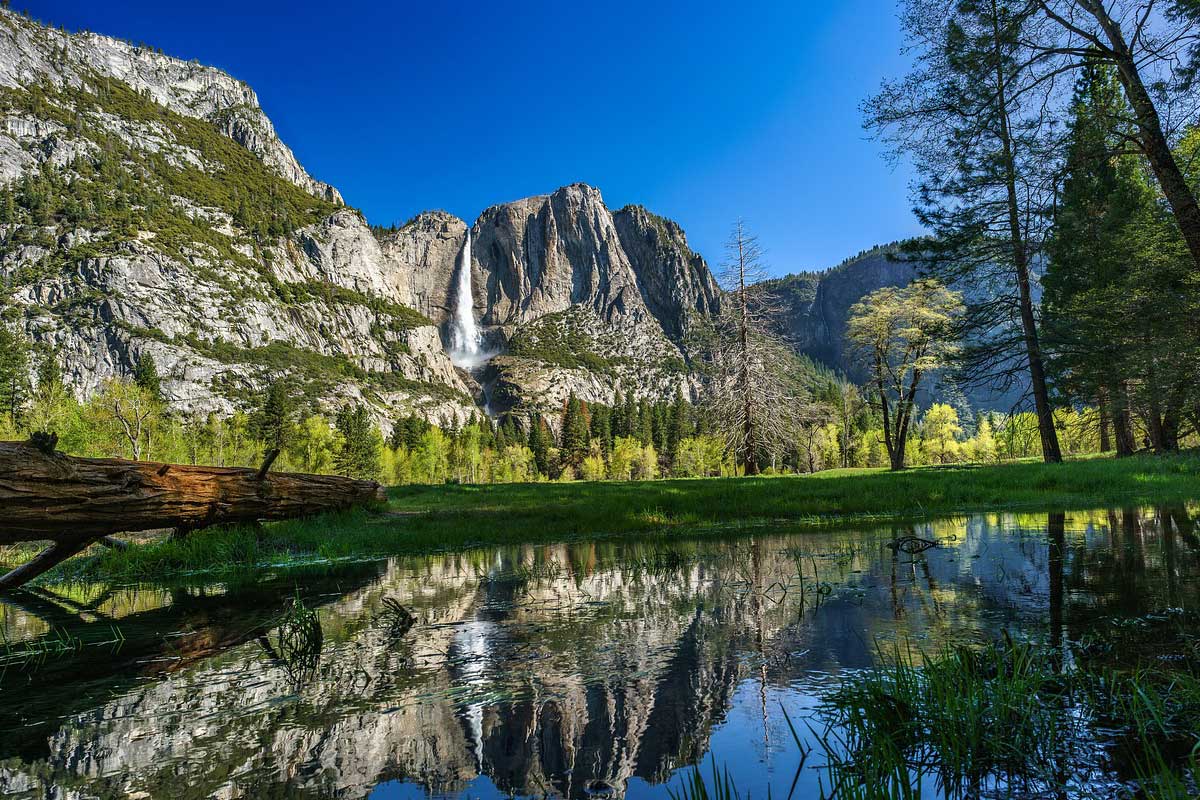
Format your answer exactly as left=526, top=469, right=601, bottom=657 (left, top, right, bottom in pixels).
left=1098, top=389, right=1111, bottom=452
left=0, top=440, right=386, bottom=547
left=990, top=0, right=1062, bottom=464
left=1109, top=382, right=1136, bottom=456
left=0, top=536, right=97, bottom=592
left=1082, top=1, right=1200, bottom=271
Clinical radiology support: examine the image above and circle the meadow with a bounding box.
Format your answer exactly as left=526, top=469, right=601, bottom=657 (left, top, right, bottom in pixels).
left=6, top=452, right=1197, bottom=586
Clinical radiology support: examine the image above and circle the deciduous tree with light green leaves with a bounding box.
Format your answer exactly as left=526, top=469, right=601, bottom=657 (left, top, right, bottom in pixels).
left=921, top=403, right=963, bottom=464
left=847, top=279, right=964, bottom=470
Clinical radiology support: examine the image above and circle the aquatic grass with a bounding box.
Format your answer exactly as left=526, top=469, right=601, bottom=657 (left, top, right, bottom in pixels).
left=811, top=627, right=1200, bottom=799
left=817, top=638, right=1090, bottom=798
left=1083, top=666, right=1200, bottom=793
left=0, top=623, right=125, bottom=674
left=667, top=761, right=744, bottom=800
left=378, top=597, right=415, bottom=637
left=257, top=592, right=324, bottom=689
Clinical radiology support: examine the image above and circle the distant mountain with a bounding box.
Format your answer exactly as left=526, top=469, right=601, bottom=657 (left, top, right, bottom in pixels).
left=0, top=10, right=722, bottom=431
left=760, top=244, right=919, bottom=384
left=759, top=244, right=1026, bottom=412
left=0, top=9, right=1018, bottom=431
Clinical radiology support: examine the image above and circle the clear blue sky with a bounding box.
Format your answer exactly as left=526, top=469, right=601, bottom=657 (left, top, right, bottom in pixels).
left=24, top=0, right=923, bottom=277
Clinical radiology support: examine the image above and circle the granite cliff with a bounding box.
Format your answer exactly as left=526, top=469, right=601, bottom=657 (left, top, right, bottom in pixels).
left=0, top=10, right=720, bottom=433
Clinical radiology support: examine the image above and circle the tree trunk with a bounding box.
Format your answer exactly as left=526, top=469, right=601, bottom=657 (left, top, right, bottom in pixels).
left=876, top=363, right=897, bottom=469
left=737, top=253, right=759, bottom=477
left=1085, top=1, right=1200, bottom=271
left=991, top=0, right=1063, bottom=464
left=1109, top=383, right=1136, bottom=457
left=0, top=440, right=387, bottom=590
left=1098, top=389, right=1111, bottom=452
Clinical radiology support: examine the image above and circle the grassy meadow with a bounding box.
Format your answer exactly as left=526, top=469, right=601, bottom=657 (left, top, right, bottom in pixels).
left=5, top=452, right=1199, bottom=586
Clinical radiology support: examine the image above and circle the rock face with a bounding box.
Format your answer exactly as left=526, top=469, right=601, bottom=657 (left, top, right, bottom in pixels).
left=470, top=184, right=720, bottom=334
left=761, top=247, right=918, bottom=383
left=465, top=185, right=719, bottom=414
left=0, top=10, right=339, bottom=203
left=759, top=247, right=1024, bottom=409
left=612, top=204, right=721, bottom=340
left=0, top=10, right=722, bottom=431
left=376, top=211, right=467, bottom=325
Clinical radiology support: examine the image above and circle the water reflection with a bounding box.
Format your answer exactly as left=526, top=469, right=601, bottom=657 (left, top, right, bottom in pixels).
left=1, top=508, right=1197, bottom=799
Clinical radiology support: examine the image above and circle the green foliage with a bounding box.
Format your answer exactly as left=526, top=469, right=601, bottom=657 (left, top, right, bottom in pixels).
left=847, top=279, right=964, bottom=470
left=507, top=310, right=628, bottom=373
left=273, top=281, right=430, bottom=331
left=0, top=323, right=30, bottom=425
left=527, top=414, right=552, bottom=476
left=131, top=352, right=161, bottom=399
left=0, top=78, right=337, bottom=284
left=559, top=393, right=590, bottom=471
left=250, top=378, right=297, bottom=451
left=389, top=413, right=430, bottom=451
left=333, top=404, right=382, bottom=480
left=1043, top=66, right=1199, bottom=455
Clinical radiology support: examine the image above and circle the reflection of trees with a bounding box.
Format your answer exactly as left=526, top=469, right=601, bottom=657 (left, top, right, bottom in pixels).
left=0, top=563, right=386, bottom=763
left=1, top=512, right=1197, bottom=799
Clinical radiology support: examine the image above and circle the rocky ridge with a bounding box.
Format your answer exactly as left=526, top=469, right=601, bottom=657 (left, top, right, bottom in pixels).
left=0, top=9, right=985, bottom=433
left=0, top=10, right=721, bottom=433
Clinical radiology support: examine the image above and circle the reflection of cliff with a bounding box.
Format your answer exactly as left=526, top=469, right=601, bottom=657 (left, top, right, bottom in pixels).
left=2, top=513, right=1196, bottom=799
left=1, top=545, right=760, bottom=799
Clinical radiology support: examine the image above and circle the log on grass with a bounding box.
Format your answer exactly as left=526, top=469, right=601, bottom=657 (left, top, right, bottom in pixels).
left=0, top=440, right=386, bottom=546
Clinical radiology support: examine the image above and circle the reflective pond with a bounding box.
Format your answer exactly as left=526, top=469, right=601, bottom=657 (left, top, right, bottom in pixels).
left=1, top=507, right=1198, bottom=799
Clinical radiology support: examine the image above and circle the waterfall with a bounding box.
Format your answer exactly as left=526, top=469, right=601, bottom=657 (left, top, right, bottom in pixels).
left=449, top=228, right=483, bottom=367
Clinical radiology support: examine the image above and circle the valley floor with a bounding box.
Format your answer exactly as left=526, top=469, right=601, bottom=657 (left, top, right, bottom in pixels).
left=7, top=453, right=1199, bottom=586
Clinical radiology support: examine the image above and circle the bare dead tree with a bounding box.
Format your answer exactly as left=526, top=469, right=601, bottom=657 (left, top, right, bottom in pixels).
left=104, top=378, right=159, bottom=461
left=796, top=403, right=836, bottom=473
left=705, top=221, right=803, bottom=475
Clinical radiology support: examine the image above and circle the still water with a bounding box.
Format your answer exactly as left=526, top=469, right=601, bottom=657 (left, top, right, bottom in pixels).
left=1, top=507, right=1197, bottom=799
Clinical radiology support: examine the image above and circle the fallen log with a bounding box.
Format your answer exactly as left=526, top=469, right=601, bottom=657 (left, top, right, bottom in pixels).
left=0, top=440, right=387, bottom=591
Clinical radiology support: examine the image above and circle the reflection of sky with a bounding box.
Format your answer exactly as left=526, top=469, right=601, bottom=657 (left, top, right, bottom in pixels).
left=2, top=509, right=1197, bottom=800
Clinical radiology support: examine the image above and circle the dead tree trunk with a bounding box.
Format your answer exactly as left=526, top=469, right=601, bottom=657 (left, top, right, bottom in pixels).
left=0, top=441, right=386, bottom=591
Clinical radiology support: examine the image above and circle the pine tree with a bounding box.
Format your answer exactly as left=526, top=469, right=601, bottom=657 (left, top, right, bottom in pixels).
left=498, top=415, right=521, bottom=451
left=391, top=414, right=429, bottom=451
left=611, top=390, right=626, bottom=438
left=666, top=392, right=689, bottom=466
left=334, top=405, right=382, bottom=480
left=637, top=399, right=653, bottom=446
left=132, top=352, right=161, bottom=400
left=560, top=394, right=590, bottom=469
left=622, top=392, right=637, bottom=441
left=527, top=414, right=550, bottom=476
left=0, top=324, right=30, bottom=426
left=589, top=405, right=613, bottom=457
left=251, top=378, right=296, bottom=451
left=1043, top=64, right=1195, bottom=454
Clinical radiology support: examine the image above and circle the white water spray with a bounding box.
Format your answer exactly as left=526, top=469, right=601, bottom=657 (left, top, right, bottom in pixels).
left=450, top=229, right=484, bottom=367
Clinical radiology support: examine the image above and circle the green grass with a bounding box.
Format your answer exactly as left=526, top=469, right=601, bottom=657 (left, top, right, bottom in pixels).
left=385, top=453, right=1200, bottom=536
left=6, top=452, right=1199, bottom=586
left=815, top=632, right=1200, bottom=798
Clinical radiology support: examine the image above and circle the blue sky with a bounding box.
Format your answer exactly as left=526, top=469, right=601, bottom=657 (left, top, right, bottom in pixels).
left=25, top=0, right=923, bottom=277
